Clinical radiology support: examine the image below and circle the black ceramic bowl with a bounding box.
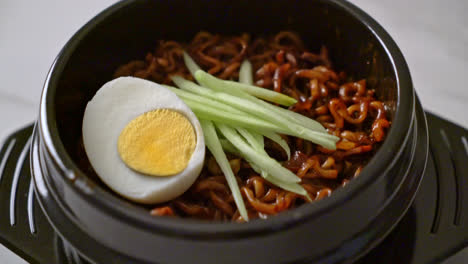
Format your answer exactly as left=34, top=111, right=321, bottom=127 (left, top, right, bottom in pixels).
left=31, top=0, right=429, bottom=263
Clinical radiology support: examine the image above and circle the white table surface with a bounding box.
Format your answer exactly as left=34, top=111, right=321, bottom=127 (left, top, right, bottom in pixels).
left=0, top=0, right=466, bottom=263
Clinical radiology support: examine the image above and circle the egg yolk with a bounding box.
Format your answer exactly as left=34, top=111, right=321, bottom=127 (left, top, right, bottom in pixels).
left=117, top=109, right=196, bottom=177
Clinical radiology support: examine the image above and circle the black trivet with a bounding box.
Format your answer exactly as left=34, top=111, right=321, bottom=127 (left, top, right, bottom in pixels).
left=0, top=112, right=467, bottom=264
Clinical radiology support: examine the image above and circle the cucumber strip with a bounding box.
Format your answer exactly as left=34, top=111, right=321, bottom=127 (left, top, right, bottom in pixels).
left=200, top=119, right=249, bottom=221
left=212, top=91, right=305, bottom=132
left=186, top=101, right=335, bottom=150
left=263, top=174, right=308, bottom=196
left=294, top=130, right=337, bottom=150
left=172, top=75, right=240, bottom=102
left=248, top=160, right=263, bottom=176
left=220, top=139, right=239, bottom=154
left=217, top=124, right=301, bottom=183
left=239, top=95, right=327, bottom=133
left=172, top=76, right=337, bottom=149
left=214, top=90, right=338, bottom=148
left=234, top=129, right=307, bottom=196
left=195, top=70, right=297, bottom=106
left=252, top=131, right=265, bottom=149
left=183, top=51, right=202, bottom=77
left=183, top=98, right=282, bottom=132
left=274, top=106, right=327, bottom=133
left=243, top=158, right=306, bottom=196
left=243, top=94, right=328, bottom=133
left=175, top=63, right=325, bottom=133
left=239, top=59, right=254, bottom=85
left=262, top=131, right=291, bottom=160
left=191, top=71, right=327, bottom=133
left=173, top=76, right=293, bottom=132
left=163, top=84, right=247, bottom=116
left=194, top=70, right=328, bottom=133
left=237, top=128, right=265, bottom=154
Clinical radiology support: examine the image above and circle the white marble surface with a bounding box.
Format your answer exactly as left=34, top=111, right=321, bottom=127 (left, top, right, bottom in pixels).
left=0, top=0, right=466, bottom=263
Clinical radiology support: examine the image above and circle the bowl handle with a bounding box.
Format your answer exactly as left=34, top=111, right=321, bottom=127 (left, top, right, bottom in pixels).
left=411, top=112, right=468, bottom=263
left=0, top=123, right=68, bottom=264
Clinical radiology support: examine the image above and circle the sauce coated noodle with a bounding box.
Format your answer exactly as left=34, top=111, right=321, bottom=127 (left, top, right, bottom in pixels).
left=112, top=31, right=391, bottom=222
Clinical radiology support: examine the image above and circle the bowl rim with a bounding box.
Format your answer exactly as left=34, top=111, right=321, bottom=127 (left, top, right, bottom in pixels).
left=38, top=0, right=414, bottom=238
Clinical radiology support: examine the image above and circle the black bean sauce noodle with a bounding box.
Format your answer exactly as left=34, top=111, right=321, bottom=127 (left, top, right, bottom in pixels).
left=111, top=31, right=391, bottom=222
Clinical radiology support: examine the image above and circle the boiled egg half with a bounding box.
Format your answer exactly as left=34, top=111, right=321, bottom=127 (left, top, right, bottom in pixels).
left=82, top=77, right=205, bottom=204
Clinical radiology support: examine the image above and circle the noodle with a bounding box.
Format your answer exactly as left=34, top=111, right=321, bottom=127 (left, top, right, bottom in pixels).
left=111, top=31, right=391, bottom=221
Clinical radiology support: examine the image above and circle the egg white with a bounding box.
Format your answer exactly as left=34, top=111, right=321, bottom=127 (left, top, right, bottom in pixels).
left=82, top=76, right=205, bottom=204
